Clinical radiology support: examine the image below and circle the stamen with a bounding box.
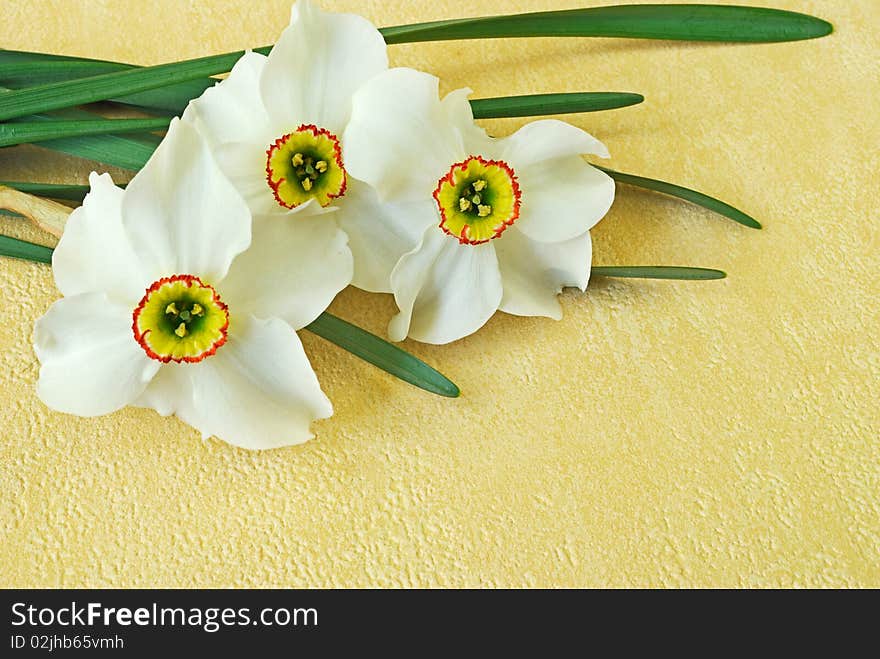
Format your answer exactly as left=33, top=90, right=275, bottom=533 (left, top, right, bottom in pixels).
left=478, top=205, right=492, bottom=217
left=459, top=198, right=472, bottom=212
left=292, top=153, right=304, bottom=167
left=315, top=160, right=328, bottom=173
left=165, top=302, right=178, bottom=316
left=473, top=179, right=487, bottom=192
left=175, top=322, right=188, bottom=338
left=302, top=178, right=313, bottom=191
left=191, top=303, right=204, bottom=317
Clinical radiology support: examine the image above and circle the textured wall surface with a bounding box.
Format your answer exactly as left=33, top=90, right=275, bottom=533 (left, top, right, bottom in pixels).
left=0, top=0, right=877, bottom=587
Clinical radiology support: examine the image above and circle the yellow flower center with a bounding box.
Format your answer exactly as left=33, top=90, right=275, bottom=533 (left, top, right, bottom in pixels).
left=132, top=275, right=229, bottom=363
left=266, top=124, right=347, bottom=208
left=434, top=156, right=521, bottom=244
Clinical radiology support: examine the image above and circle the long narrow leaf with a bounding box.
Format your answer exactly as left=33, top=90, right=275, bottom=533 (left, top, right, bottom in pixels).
left=0, top=52, right=245, bottom=121
left=37, top=129, right=159, bottom=171
left=470, top=92, right=643, bottom=118
left=0, top=57, right=642, bottom=119
left=0, top=86, right=161, bottom=170
left=0, top=181, right=92, bottom=202
left=597, top=166, right=761, bottom=229
left=0, top=5, right=831, bottom=121
left=0, top=50, right=238, bottom=113
left=0, top=234, right=53, bottom=263
left=591, top=266, right=726, bottom=280
left=381, top=5, right=832, bottom=44
left=0, top=235, right=460, bottom=397
left=0, top=60, right=133, bottom=86
left=4, top=91, right=639, bottom=169
left=0, top=91, right=642, bottom=151
left=306, top=313, right=460, bottom=398
left=0, top=117, right=169, bottom=147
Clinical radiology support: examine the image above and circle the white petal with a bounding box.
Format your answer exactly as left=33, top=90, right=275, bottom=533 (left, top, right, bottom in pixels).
left=499, top=119, right=610, bottom=168
left=335, top=178, right=434, bottom=293
left=181, top=50, right=273, bottom=147
left=389, top=226, right=503, bottom=344
left=222, top=208, right=352, bottom=330
left=52, top=172, right=149, bottom=304
left=260, top=0, right=388, bottom=134
left=441, top=86, right=492, bottom=150
left=515, top=156, right=615, bottom=244
left=135, top=314, right=332, bottom=450
left=121, top=118, right=252, bottom=283
left=34, top=293, right=160, bottom=416
left=494, top=227, right=592, bottom=320
left=344, top=68, right=466, bottom=203
left=212, top=140, right=283, bottom=218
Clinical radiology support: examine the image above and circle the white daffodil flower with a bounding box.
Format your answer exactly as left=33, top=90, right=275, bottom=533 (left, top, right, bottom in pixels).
left=343, top=68, right=616, bottom=344
left=182, top=0, right=404, bottom=293
left=34, top=119, right=350, bottom=450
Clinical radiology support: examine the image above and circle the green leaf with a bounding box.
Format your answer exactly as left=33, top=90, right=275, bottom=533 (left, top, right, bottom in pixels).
left=0, top=91, right=640, bottom=152
left=0, top=234, right=53, bottom=263
left=0, top=5, right=831, bottom=121
left=306, top=313, right=460, bottom=398
left=591, top=266, right=726, bottom=280
left=380, top=5, right=833, bottom=44
left=0, top=116, right=169, bottom=147
left=0, top=54, right=645, bottom=122
left=0, top=50, right=234, bottom=114
left=0, top=59, right=134, bottom=86
left=0, top=52, right=247, bottom=121
left=470, top=92, right=643, bottom=118
left=37, top=129, right=159, bottom=171
left=0, top=234, right=460, bottom=397
left=597, top=166, right=761, bottom=229
left=0, top=86, right=161, bottom=170
left=0, top=92, right=641, bottom=169
left=0, top=181, right=92, bottom=202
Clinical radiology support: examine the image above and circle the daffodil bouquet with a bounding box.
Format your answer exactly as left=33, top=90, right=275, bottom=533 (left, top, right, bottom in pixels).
left=0, top=2, right=832, bottom=448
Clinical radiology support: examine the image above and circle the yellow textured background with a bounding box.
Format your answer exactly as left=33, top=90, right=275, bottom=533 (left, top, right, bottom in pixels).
left=1, top=0, right=877, bottom=587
